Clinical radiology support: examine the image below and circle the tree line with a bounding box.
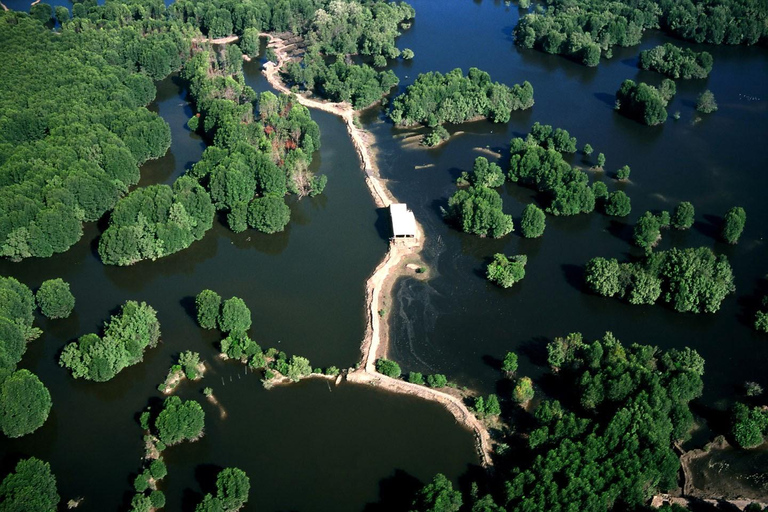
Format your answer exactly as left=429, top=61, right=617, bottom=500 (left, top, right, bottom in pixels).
left=0, top=276, right=73, bottom=439
left=514, top=0, right=766, bottom=67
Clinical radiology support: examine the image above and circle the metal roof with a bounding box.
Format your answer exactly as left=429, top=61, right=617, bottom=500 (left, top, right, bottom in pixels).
left=390, top=203, right=417, bottom=237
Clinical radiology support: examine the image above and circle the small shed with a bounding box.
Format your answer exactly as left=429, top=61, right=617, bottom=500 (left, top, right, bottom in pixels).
left=390, top=203, right=417, bottom=239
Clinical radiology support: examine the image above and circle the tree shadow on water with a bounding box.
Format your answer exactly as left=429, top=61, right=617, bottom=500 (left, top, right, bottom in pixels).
left=594, top=92, right=616, bottom=109
left=694, top=214, right=722, bottom=241
left=561, top=264, right=585, bottom=293
left=518, top=336, right=550, bottom=368
left=180, top=295, right=197, bottom=322
left=606, top=219, right=633, bottom=244
left=362, top=469, right=423, bottom=512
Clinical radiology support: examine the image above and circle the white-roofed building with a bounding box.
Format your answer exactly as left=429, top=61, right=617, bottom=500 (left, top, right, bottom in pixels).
left=390, top=203, right=417, bottom=239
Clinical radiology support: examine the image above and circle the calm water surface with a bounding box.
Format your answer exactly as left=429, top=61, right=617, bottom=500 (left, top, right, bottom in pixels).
left=0, top=53, right=477, bottom=511
left=2, top=0, right=767, bottom=508
left=378, top=0, right=768, bottom=413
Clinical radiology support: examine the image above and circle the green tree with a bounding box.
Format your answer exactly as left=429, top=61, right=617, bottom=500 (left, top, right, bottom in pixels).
left=0, top=369, right=52, bottom=438
left=247, top=196, right=290, bottom=234
left=36, top=278, right=75, bottom=319
left=59, top=301, right=160, bottom=382
left=731, top=402, right=768, bottom=449
left=154, top=396, right=205, bottom=446
left=671, top=201, right=695, bottom=230
left=285, top=356, right=312, bottom=382
left=604, top=190, right=631, bottom=217
left=426, top=374, right=447, bottom=388
left=721, top=206, right=746, bottom=244
left=583, top=143, right=593, bottom=156
left=596, top=152, right=605, bottom=168
left=502, top=352, right=519, bottom=374
left=486, top=254, right=527, bottom=288
left=616, top=165, right=631, bottom=180
left=411, top=474, right=462, bottom=512
left=219, top=297, right=251, bottom=334
left=216, top=467, right=250, bottom=510
left=0, top=457, right=59, bottom=511
left=585, top=257, right=621, bottom=296
left=513, top=376, right=535, bottom=403
left=485, top=394, right=501, bottom=416
left=447, top=186, right=514, bottom=238
left=696, top=90, right=718, bottom=113
left=196, top=290, right=222, bottom=330
left=150, top=490, right=166, bottom=508
left=409, top=372, right=425, bottom=385
left=633, top=211, right=662, bottom=253
left=376, top=358, right=401, bottom=378
left=520, top=204, right=546, bottom=238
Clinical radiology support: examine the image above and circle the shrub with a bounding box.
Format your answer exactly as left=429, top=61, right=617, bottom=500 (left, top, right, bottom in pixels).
left=376, top=358, right=401, bottom=378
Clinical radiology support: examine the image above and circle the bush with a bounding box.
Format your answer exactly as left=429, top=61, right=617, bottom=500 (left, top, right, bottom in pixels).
left=502, top=352, right=519, bottom=374
left=696, top=90, right=718, bottom=113
left=486, top=254, right=528, bottom=288
left=376, top=358, right=401, bottom=378
left=426, top=374, right=447, bottom=388
left=408, top=372, right=425, bottom=385
left=513, top=376, right=535, bottom=403
left=36, top=278, right=75, bottom=319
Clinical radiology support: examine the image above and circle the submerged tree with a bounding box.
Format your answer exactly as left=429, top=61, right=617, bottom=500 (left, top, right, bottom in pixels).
left=721, top=206, right=746, bottom=244
left=486, top=254, right=528, bottom=288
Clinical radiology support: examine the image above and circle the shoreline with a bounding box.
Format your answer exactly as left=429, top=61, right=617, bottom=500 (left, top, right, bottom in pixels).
left=260, top=33, right=494, bottom=467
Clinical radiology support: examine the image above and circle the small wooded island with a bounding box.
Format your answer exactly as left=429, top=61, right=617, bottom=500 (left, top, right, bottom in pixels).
left=1, top=0, right=766, bottom=510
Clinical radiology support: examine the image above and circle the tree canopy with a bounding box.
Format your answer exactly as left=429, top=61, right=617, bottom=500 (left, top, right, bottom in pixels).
left=486, top=254, right=527, bottom=289
left=154, top=396, right=205, bottom=445
left=585, top=247, right=735, bottom=312
left=389, top=67, right=534, bottom=128
left=59, top=301, right=161, bottom=381
left=615, top=79, right=674, bottom=126
left=447, top=186, right=514, bottom=238
left=36, top=278, right=75, bottom=319
left=0, top=369, right=52, bottom=438
left=639, top=43, right=713, bottom=79
left=0, top=457, right=59, bottom=511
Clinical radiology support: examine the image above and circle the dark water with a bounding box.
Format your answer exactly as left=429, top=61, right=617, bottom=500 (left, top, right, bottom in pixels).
left=0, top=59, right=478, bottom=509
left=375, top=0, right=768, bottom=413
left=2, top=0, right=768, bottom=507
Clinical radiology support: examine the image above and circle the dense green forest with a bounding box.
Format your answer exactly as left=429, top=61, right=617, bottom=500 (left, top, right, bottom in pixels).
left=283, top=0, right=414, bottom=107
left=410, top=333, right=705, bottom=511
left=585, top=247, right=735, bottom=312
left=514, top=0, right=767, bottom=66
left=639, top=43, right=713, bottom=79
left=389, top=68, right=534, bottom=128
left=0, top=13, right=183, bottom=261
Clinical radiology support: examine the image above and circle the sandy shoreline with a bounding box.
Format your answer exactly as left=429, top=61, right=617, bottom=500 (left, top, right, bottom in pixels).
left=260, top=33, right=494, bottom=466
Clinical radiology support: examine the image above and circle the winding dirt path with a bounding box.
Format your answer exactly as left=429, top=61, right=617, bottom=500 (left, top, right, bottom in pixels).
left=260, top=33, right=494, bottom=467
